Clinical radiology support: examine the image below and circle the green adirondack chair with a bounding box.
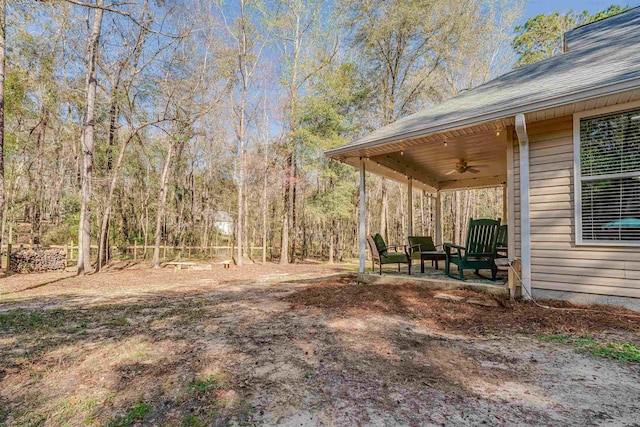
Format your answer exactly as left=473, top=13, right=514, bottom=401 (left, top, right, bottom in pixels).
left=496, top=224, right=508, bottom=258
left=444, top=218, right=501, bottom=280
left=407, top=236, right=437, bottom=261
left=366, top=233, right=411, bottom=275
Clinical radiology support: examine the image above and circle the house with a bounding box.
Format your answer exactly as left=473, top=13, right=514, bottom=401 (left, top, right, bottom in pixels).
left=214, top=211, right=234, bottom=235
left=326, top=8, right=640, bottom=309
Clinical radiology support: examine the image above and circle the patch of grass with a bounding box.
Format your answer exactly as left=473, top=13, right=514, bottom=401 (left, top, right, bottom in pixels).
left=182, top=414, right=205, bottom=427
left=0, top=309, right=70, bottom=334
left=0, top=309, right=47, bottom=331
left=590, top=342, right=640, bottom=363
left=188, top=375, right=222, bottom=397
left=68, top=321, right=89, bottom=334
left=538, top=334, right=640, bottom=363
left=106, top=403, right=152, bottom=427
left=106, top=316, right=130, bottom=327
left=55, top=395, right=100, bottom=426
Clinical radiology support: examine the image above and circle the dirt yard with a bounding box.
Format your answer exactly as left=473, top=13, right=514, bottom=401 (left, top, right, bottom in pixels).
left=1, top=262, right=640, bottom=426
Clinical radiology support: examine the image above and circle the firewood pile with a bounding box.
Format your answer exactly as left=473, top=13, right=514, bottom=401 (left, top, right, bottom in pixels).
left=9, top=249, right=67, bottom=273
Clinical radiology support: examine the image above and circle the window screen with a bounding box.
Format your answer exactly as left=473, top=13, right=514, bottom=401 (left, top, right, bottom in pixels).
left=578, top=108, right=640, bottom=243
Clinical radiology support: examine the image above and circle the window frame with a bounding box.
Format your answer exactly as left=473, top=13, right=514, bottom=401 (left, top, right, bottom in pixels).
left=573, top=100, right=640, bottom=247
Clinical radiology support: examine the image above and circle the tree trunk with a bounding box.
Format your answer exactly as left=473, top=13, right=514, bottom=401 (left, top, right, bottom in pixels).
left=0, top=0, right=5, bottom=267
left=77, top=0, right=104, bottom=275
left=420, top=190, right=425, bottom=235
left=454, top=191, right=462, bottom=244
left=280, top=154, right=293, bottom=264
left=280, top=197, right=289, bottom=264
left=97, top=139, right=128, bottom=271
left=380, top=180, right=388, bottom=242
left=153, top=142, right=174, bottom=268
left=290, top=154, right=297, bottom=261
left=237, top=148, right=244, bottom=266
left=328, top=221, right=334, bottom=264
left=261, top=91, right=269, bottom=264
left=262, top=165, right=268, bottom=264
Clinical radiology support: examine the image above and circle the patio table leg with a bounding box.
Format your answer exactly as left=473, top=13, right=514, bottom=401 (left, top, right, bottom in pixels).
left=421, top=257, right=425, bottom=273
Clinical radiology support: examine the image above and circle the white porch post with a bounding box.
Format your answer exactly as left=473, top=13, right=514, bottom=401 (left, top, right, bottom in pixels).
left=505, top=126, right=518, bottom=298
left=407, top=177, right=413, bottom=236
left=435, top=190, right=442, bottom=246
left=359, top=157, right=367, bottom=275
left=506, top=127, right=516, bottom=259
left=515, top=114, right=532, bottom=299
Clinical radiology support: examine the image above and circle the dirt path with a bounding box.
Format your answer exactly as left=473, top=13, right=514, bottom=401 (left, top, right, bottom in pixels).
left=1, top=264, right=639, bottom=426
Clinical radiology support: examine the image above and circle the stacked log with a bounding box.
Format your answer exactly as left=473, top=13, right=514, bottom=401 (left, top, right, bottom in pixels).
left=9, top=249, right=67, bottom=273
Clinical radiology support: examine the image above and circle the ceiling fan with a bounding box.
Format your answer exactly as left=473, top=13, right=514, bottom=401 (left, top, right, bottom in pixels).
left=445, top=159, right=488, bottom=175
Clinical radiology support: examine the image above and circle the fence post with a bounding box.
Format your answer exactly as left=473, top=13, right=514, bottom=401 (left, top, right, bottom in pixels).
left=133, top=243, right=137, bottom=261
left=163, top=242, right=167, bottom=260
left=188, top=246, right=191, bottom=259
left=6, top=243, right=11, bottom=271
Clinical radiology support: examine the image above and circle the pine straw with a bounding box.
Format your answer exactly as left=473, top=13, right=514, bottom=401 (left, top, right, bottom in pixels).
left=283, top=278, right=640, bottom=336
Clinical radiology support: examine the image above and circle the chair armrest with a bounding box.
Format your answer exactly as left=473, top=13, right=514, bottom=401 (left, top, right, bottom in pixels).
left=444, top=243, right=466, bottom=257
left=408, top=244, right=421, bottom=252
left=386, top=244, right=406, bottom=252
left=444, top=243, right=466, bottom=250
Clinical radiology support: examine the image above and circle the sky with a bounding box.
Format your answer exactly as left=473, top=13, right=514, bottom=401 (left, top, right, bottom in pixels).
left=522, top=0, right=640, bottom=22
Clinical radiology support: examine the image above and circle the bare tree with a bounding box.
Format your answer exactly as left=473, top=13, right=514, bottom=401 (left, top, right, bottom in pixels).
left=0, top=0, right=5, bottom=267
left=77, top=0, right=104, bottom=275
left=268, top=0, right=336, bottom=263
left=221, top=0, right=267, bottom=266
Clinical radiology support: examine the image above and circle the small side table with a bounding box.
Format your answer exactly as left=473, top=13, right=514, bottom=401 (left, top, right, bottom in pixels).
left=420, top=251, right=446, bottom=273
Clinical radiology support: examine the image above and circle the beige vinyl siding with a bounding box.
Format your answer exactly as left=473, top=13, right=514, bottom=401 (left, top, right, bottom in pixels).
left=513, top=115, right=640, bottom=298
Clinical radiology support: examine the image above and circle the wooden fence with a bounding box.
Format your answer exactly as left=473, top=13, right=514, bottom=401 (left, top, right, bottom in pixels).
left=0, top=244, right=267, bottom=268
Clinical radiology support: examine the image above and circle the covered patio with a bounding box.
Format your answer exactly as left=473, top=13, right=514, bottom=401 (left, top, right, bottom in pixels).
left=328, top=117, right=521, bottom=296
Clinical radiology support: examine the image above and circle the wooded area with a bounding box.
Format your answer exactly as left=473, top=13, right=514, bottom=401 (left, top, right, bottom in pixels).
left=0, top=0, right=625, bottom=272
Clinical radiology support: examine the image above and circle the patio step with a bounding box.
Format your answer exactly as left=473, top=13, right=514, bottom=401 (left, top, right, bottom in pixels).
left=360, top=273, right=509, bottom=298
left=434, top=293, right=465, bottom=302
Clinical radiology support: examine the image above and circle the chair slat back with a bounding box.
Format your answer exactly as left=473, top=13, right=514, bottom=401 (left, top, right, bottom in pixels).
left=408, top=236, right=436, bottom=254
left=465, top=218, right=501, bottom=256
left=366, top=236, right=380, bottom=258
left=496, top=225, right=508, bottom=247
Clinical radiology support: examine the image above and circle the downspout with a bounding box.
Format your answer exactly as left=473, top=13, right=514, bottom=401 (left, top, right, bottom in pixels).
left=515, top=114, right=532, bottom=299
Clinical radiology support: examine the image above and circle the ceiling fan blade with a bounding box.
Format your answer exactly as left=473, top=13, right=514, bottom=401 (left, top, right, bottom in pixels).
left=467, top=167, right=481, bottom=174
left=445, top=169, right=458, bottom=176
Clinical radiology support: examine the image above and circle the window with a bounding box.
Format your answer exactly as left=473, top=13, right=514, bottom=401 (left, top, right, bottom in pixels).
left=575, top=105, right=640, bottom=245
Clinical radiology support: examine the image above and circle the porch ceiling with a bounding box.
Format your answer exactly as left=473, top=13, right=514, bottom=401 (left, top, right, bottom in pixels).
left=341, top=119, right=511, bottom=192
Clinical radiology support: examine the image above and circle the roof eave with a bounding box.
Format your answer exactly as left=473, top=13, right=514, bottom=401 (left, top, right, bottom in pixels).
left=326, top=75, right=640, bottom=159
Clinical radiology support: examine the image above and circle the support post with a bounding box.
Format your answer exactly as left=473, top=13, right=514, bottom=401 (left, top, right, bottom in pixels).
left=359, top=157, right=367, bottom=277
left=505, top=126, right=519, bottom=298
left=515, top=114, right=532, bottom=299
left=435, top=191, right=442, bottom=247
left=407, top=176, right=413, bottom=237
